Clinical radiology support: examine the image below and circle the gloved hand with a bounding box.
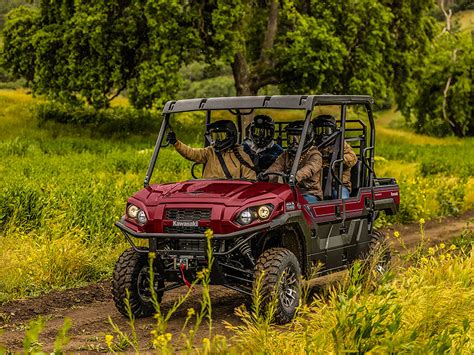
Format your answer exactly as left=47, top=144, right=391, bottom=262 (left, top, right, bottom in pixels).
left=257, top=172, right=269, bottom=182
left=167, top=131, right=177, bottom=145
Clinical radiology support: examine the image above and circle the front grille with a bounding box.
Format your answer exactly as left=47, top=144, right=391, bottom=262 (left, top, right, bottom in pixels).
left=164, top=226, right=209, bottom=234
left=165, top=208, right=211, bottom=221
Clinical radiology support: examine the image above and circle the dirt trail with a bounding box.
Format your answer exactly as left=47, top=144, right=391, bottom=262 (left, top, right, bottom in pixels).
left=1, top=211, right=472, bottom=352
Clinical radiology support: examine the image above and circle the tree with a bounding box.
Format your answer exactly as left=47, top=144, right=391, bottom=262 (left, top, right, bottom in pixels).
left=2, top=0, right=436, bottom=110
left=0, top=0, right=38, bottom=29
left=397, top=0, right=473, bottom=137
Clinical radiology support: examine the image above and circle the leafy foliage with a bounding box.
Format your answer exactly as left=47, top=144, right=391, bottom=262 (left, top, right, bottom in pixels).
left=396, top=8, right=473, bottom=137
left=2, top=0, right=436, bottom=110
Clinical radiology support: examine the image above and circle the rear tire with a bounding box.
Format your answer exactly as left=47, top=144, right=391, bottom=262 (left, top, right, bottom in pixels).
left=366, top=230, right=391, bottom=276
left=112, top=248, right=164, bottom=318
left=253, top=248, right=302, bottom=324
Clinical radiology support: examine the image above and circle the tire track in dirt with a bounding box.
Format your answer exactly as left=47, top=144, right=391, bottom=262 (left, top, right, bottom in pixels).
left=1, top=211, right=472, bottom=352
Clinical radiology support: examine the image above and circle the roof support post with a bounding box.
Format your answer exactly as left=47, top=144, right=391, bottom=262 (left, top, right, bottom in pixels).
left=289, top=110, right=313, bottom=187
left=337, top=105, right=347, bottom=198
left=144, top=113, right=169, bottom=187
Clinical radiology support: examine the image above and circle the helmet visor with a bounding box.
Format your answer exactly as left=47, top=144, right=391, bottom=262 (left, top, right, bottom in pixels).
left=209, top=130, right=229, bottom=143
left=287, top=134, right=301, bottom=146
left=251, top=127, right=273, bottom=138
left=315, top=125, right=334, bottom=136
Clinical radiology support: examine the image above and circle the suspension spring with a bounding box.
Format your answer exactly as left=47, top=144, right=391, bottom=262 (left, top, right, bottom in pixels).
left=236, top=237, right=255, bottom=266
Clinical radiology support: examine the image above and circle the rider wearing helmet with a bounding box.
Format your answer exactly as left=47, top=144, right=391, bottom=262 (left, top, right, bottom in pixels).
left=313, top=114, right=357, bottom=199
left=243, top=115, right=283, bottom=173
left=260, top=121, right=323, bottom=203
left=167, top=120, right=256, bottom=180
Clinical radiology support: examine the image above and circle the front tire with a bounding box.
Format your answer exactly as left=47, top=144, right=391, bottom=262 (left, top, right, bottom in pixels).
left=253, top=248, right=302, bottom=324
left=112, top=248, right=164, bottom=318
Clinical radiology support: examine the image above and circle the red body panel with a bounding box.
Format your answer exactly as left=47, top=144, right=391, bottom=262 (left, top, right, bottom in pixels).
left=123, top=179, right=400, bottom=235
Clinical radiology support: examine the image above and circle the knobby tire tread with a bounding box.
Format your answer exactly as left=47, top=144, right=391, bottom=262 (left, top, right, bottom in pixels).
left=254, top=247, right=301, bottom=324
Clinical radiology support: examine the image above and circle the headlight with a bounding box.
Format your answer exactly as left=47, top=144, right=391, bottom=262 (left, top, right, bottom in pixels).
left=127, top=204, right=140, bottom=219
left=137, top=210, right=148, bottom=224
left=236, top=204, right=273, bottom=225
left=238, top=210, right=254, bottom=225
left=258, top=206, right=271, bottom=219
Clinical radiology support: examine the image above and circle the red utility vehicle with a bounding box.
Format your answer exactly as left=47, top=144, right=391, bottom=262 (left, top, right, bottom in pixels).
left=112, top=95, right=399, bottom=324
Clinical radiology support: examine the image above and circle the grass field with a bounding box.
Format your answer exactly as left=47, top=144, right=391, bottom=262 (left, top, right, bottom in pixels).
left=171, top=238, right=474, bottom=353
left=0, top=89, right=473, bottom=304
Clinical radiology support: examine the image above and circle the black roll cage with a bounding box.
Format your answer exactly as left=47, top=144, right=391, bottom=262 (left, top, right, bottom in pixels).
left=143, top=95, right=376, bottom=199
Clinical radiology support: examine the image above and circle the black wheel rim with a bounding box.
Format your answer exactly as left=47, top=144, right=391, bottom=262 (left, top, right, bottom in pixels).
left=374, top=241, right=390, bottom=275
left=279, top=265, right=298, bottom=309
left=375, top=263, right=386, bottom=275
left=137, top=266, right=152, bottom=303
left=375, top=252, right=390, bottom=275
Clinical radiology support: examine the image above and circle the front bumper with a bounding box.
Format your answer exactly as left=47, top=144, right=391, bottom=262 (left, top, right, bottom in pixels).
left=115, top=218, right=272, bottom=256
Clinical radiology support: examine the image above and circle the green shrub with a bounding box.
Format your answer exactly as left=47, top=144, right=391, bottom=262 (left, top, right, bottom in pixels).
left=436, top=177, right=467, bottom=216
left=177, top=75, right=235, bottom=99
left=36, top=101, right=162, bottom=136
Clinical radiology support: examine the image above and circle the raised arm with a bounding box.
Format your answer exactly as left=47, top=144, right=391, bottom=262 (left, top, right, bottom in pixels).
left=174, top=140, right=210, bottom=164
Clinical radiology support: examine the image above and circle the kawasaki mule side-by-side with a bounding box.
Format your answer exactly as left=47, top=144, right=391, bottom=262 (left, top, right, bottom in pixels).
left=112, top=95, right=399, bottom=324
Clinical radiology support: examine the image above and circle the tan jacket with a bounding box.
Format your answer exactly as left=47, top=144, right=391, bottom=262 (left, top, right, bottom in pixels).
left=174, top=141, right=256, bottom=180
left=265, top=147, right=323, bottom=200
left=320, top=141, right=357, bottom=191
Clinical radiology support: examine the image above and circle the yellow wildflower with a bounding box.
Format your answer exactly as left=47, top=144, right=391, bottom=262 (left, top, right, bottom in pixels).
left=205, top=228, right=214, bottom=240
left=440, top=254, right=446, bottom=261
left=187, top=308, right=195, bottom=317
left=428, top=247, right=435, bottom=255
left=105, top=334, right=114, bottom=348
left=197, top=268, right=209, bottom=280
left=450, top=244, right=457, bottom=251
left=446, top=253, right=451, bottom=260
left=421, top=257, right=429, bottom=264
left=439, top=243, right=445, bottom=250
left=419, top=218, right=425, bottom=224
left=202, top=337, right=211, bottom=349
left=393, top=231, right=400, bottom=238
left=151, top=333, right=172, bottom=348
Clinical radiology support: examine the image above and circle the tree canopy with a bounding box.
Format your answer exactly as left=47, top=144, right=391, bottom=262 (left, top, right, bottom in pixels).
left=397, top=1, right=473, bottom=137
left=8, top=0, right=471, bottom=138
left=2, top=0, right=438, bottom=110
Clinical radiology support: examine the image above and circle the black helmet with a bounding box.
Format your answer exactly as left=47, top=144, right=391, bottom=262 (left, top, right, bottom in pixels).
left=205, top=120, right=237, bottom=152
left=249, top=115, right=275, bottom=148
left=313, top=115, right=337, bottom=145
left=285, top=120, right=314, bottom=157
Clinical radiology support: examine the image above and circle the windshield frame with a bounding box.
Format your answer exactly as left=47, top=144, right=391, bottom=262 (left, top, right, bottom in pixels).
left=143, top=95, right=375, bottom=198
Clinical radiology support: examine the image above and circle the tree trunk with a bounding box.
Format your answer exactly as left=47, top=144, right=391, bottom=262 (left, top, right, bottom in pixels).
left=231, top=52, right=258, bottom=96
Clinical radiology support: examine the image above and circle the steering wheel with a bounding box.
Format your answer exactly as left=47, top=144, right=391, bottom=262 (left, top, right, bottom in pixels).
left=258, top=172, right=290, bottom=183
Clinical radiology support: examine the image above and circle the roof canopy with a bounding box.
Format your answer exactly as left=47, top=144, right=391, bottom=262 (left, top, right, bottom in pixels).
left=162, top=95, right=374, bottom=114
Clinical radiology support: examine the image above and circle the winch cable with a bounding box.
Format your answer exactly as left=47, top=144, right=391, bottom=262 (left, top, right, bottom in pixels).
left=179, top=263, right=192, bottom=288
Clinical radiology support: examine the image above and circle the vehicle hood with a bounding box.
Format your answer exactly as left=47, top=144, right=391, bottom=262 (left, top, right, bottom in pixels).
left=131, top=180, right=292, bottom=207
